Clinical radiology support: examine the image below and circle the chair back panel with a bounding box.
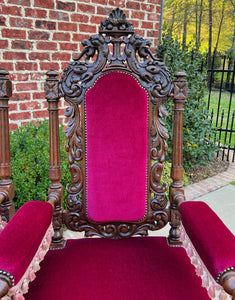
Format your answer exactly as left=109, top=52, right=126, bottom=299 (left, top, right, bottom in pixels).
left=85, top=72, right=148, bottom=222
left=58, top=8, right=180, bottom=239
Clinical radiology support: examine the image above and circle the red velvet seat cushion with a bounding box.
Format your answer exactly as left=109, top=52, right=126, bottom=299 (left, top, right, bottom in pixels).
left=25, top=237, right=209, bottom=300
left=85, top=72, right=148, bottom=222
left=0, top=201, right=53, bottom=284
left=180, top=201, right=235, bottom=280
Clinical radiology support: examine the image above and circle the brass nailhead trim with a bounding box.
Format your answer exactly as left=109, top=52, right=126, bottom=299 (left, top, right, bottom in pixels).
left=0, top=270, right=15, bottom=286
left=216, top=266, right=234, bottom=283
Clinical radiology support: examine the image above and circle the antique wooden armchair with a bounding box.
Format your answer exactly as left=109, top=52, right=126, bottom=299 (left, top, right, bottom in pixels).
left=0, top=8, right=234, bottom=300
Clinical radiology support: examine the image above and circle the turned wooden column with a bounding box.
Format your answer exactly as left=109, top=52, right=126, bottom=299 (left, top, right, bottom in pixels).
left=0, top=68, right=15, bottom=222
left=45, top=69, right=64, bottom=247
left=168, top=71, right=188, bottom=246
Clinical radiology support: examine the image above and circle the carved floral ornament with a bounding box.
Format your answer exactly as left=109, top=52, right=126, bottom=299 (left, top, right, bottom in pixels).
left=59, top=8, right=176, bottom=238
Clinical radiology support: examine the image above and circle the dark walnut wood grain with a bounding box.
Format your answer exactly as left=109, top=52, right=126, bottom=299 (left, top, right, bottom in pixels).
left=0, top=68, right=15, bottom=222
left=45, top=70, right=65, bottom=248
left=168, top=71, right=188, bottom=246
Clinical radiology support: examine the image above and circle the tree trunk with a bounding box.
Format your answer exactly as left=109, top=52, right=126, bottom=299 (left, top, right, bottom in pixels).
left=213, top=0, right=225, bottom=55
left=196, top=0, right=198, bottom=46
left=182, top=1, right=189, bottom=50
left=208, top=0, right=212, bottom=69
left=225, top=26, right=235, bottom=90
left=231, top=23, right=235, bottom=53
left=198, top=0, right=203, bottom=46
left=169, top=9, right=176, bottom=36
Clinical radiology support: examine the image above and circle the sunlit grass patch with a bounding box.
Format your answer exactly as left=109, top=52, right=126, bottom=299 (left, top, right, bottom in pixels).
left=206, top=90, right=235, bottom=147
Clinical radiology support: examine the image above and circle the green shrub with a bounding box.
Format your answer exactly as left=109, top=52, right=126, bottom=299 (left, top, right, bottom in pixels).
left=10, top=120, right=70, bottom=209
left=156, top=31, right=217, bottom=170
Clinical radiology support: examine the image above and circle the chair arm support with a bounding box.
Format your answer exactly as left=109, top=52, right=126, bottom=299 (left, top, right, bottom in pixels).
left=48, top=190, right=61, bottom=207
left=180, top=201, right=235, bottom=298
left=0, top=191, right=7, bottom=204
left=171, top=190, right=185, bottom=207
left=0, top=201, right=53, bottom=298
left=47, top=184, right=64, bottom=247
left=0, top=180, right=15, bottom=222
left=47, top=183, right=63, bottom=208
left=0, top=182, right=14, bottom=204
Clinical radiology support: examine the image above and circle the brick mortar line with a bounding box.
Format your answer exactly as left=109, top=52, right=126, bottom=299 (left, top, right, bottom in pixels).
left=184, top=162, right=235, bottom=200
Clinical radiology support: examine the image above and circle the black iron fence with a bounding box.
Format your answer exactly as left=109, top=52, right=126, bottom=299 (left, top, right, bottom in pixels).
left=203, top=54, right=235, bottom=161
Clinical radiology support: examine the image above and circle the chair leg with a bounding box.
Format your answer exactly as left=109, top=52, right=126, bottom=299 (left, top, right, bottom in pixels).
left=0, top=68, right=15, bottom=222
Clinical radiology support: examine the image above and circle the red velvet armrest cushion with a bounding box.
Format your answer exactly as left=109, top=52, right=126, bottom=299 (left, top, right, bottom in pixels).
left=0, top=201, right=53, bottom=285
left=180, top=201, right=235, bottom=280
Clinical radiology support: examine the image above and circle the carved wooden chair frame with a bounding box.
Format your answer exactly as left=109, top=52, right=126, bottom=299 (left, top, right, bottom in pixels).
left=43, top=8, right=187, bottom=244
left=0, top=8, right=234, bottom=300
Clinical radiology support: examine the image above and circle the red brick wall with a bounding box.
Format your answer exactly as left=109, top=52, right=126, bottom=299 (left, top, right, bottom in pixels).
left=0, top=0, right=161, bottom=129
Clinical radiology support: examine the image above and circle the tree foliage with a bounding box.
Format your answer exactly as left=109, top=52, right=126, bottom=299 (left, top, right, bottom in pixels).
left=10, top=120, right=71, bottom=209
left=156, top=31, right=217, bottom=170
left=163, top=0, right=234, bottom=55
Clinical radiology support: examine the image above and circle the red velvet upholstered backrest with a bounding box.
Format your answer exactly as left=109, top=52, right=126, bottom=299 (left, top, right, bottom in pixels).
left=85, top=72, right=148, bottom=222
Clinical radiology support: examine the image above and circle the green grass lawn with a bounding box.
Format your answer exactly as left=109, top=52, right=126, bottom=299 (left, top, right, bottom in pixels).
left=206, top=90, right=235, bottom=147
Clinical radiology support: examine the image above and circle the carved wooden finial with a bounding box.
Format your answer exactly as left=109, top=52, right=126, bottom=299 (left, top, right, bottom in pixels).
left=173, top=70, right=188, bottom=100
left=46, top=69, right=59, bottom=79
left=0, top=68, right=12, bottom=99
left=0, top=68, right=9, bottom=77
left=99, top=8, right=134, bottom=36
left=174, top=70, right=187, bottom=79
left=45, top=69, right=59, bottom=101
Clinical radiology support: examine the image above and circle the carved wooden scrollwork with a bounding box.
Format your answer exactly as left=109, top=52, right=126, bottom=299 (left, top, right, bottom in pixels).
left=61, top=8, right=173, bottom=238
left=151, top=105, right=169, bottom=162
left=124, top=34, right=173, bottom=103
left=64, top=104, right=84, bottom=199
left=59, top=34, right=109, bottom=104
left=149, top=104, right=169, bottom=215
left=62, top=99, right=85, bottom=232
left=78, top=211, right=169, bottom=239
